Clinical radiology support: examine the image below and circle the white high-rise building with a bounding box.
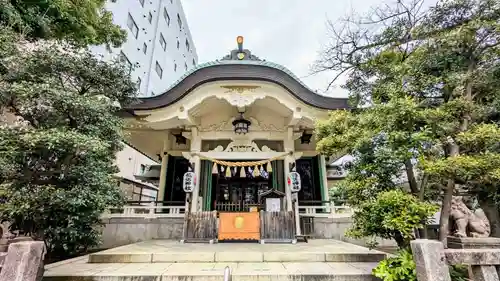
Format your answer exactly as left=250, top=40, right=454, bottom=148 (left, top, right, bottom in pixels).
left=92, top=0, right=198, bottom=97
left=92, top=0, right=198, bottom=201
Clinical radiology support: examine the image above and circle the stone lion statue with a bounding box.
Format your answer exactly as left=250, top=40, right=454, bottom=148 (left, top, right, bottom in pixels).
left=449, top=196, right=490, bottom=238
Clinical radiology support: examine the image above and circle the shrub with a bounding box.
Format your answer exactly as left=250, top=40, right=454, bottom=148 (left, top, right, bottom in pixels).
left=373, top=250, right=416, bottom=281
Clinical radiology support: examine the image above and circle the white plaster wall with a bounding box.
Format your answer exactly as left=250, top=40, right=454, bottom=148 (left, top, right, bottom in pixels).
left=115, top=143, right=159, bottom=190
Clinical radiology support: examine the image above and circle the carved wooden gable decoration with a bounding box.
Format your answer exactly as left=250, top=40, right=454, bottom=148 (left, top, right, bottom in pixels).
left=208, top=139, right=275, bottom=153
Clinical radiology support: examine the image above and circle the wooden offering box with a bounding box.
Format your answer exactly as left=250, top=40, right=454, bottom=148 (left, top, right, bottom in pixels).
left=218, top=212, right=260, bottom=241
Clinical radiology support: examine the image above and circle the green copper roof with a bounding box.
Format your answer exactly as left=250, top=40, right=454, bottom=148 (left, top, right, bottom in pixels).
left=162, top=59, right=318, bottom=95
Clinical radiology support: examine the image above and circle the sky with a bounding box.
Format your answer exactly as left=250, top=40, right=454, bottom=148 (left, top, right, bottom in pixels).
left=182, top=0, right=393, bottom=98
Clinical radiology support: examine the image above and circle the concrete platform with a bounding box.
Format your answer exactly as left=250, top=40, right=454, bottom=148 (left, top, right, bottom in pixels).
left=87, top=239, right=386, bottom=263
left=44, top=260, right=380, bottom=281
left=44, top=240, right=385, bottom=281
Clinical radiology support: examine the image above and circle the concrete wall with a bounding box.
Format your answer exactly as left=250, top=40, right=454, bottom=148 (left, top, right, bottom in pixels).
left=312, top=217, right=397, bottom=248
left=100, top=216, right=397, bottom=249
left=101, top=217, right=184, bottom=249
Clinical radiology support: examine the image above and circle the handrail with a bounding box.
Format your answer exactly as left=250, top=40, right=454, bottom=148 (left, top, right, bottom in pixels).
left=125, top=200, right=185, bottom=205
left=223, top=266, right=232, bottom=281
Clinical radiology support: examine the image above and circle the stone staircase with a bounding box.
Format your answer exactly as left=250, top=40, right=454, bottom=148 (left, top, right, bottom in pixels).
left=44, top=239, right=386, bottom=281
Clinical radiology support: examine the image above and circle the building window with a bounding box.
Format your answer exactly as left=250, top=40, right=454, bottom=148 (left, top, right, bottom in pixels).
left=192, top=58, right=196, bottom=66
left=177, top=13, right=182, bottom=29
left=176, top=40, right=179, bottom=49
left=163, top=8, right=170, bottom=26
left=127, top=13, right=139, bottom=38
left=137, top=77, right=142, bottom=88
left=119, top=51, right=132, bottom=73
left=139, top=164, right=146, bottom=174
left=151, top=91, right=155, bottom=96
left=139, top=0, right=145, bottom=7
left=155, top=61, right=163, bottom=78
left=174, top=63, right=177, bottom=72
left=159, top=33, right=166, bottom=51
left=185, top=39, right=190, bottom=51
left=148, top=12, right=153, bottom=23
left=142, top=43, right=147, bottom=54
left=184, top=62, right=187, bottom=71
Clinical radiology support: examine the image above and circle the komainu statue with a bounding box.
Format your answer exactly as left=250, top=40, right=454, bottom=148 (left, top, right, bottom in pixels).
left=449, top=196, right=490, bottom=238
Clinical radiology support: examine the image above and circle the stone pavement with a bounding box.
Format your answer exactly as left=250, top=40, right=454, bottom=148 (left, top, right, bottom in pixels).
left=44, top=240, right=385, bottom=281
left=87, top=239, right=386, bottom=263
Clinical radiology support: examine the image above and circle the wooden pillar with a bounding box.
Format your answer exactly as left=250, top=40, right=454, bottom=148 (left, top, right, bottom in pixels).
left=283, top=127, right=294, bottom=212
left=319, top=155, right=329, bottom=202
left=294, top=193, right=301, bottom=235
left=157, top=153, right=168, bottom=204
left=190, top=127, right=201, bottom=213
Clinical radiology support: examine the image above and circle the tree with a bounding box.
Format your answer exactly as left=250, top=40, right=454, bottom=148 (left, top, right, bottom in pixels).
left=0, top=0, right=126, bottom=47
left=315, top=0, right=500, bottom=246
left=0, top=42, right=136, bottom=256
left=316, top=97, right=439, bottom=245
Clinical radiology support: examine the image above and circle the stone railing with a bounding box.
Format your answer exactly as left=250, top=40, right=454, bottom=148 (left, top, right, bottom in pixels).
left=102, top=200, right=187, bottom=219
left=103, top=205, right=186, bottom=219
left=298, top=204, right=353, bottom=217
left=411, top=239, right=500, bottom=281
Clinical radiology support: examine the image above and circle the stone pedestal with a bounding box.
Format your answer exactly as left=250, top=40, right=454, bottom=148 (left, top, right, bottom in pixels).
left=447, top=236, right=500, bottom=249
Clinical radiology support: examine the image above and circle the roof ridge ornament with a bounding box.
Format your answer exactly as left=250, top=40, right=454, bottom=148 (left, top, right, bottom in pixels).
left=221, top=36, right=262, bottom=61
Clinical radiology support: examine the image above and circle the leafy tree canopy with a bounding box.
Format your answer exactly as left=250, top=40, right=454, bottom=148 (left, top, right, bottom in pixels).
left=315, top=0, right=500, bottom=245
left=0, top=0, right=126, bottom=47
left=0, top=41, right=136, bottom=256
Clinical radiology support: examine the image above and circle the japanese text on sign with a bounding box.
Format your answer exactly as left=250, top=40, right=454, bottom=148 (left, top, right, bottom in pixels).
left=183, top=171, right=195, bottom=192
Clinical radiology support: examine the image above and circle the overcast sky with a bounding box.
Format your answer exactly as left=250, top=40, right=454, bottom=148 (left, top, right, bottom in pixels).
left=182, top=0, right=396, bottom=98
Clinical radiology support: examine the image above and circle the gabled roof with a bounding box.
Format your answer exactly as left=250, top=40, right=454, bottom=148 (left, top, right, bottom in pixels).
left=259, top=188, right=286, bottom=198
left=125, top=37, right=349, bottom=111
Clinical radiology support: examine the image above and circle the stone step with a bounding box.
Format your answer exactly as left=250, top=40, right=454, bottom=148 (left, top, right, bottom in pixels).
left=44, top=262, right=380, bottom=281
left=88, top=251, right=386, bottom=263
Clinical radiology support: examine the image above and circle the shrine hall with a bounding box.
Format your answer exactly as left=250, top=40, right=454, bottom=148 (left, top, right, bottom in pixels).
left=119, top=36, right=349, bottom=243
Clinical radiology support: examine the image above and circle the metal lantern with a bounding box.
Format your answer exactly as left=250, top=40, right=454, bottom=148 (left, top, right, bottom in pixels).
left=172, top=132, right=187, bottom=145
left=300, top=130, right=313, bottom=144
left=232, top=112, right=251, bottom=135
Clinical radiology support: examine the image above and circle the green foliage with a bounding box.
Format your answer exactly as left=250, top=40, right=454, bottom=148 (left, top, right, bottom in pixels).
left=0, top=43, right=135, bottom=256
left=373, top=251, right=469, bottom=281
left=329, top=183, right=347, bottom=206
left=348, top=190, right=438, bottom=248
left=373, top=250, right=416, bottom=281
left=450, top=265, right=469, bottom=281
left=315, top=0, right=500, bottom=242
left=0, top=0, right=126, bottom=47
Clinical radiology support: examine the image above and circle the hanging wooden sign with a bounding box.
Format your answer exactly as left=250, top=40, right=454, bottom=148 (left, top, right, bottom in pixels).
left=183, top=171, right=195, bottom=192
left=287, top=172, right=301, bottom=192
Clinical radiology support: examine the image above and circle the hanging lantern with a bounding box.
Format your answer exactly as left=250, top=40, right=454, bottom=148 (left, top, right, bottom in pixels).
left=225, top=166, right=231, bottom=177
left=300, top=129, right=313, bottom=144
left=266, top=162, right=273, bottom=173
left=212, top=163, right=218, bottom=174
left=232, top=112, right=251, bottom=135
left=240, top=166, right=246, bottom=178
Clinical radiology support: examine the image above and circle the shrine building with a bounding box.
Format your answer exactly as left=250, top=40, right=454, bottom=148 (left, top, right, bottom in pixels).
left=119, top=37, right=349, bottom=241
